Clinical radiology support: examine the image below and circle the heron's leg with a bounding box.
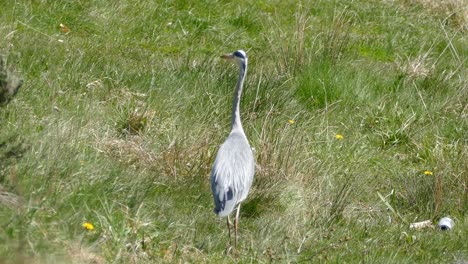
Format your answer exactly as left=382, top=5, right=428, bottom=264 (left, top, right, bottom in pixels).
left=234, top=203, right=241, bottom=248
left=227, top=216, right=232, bottom=246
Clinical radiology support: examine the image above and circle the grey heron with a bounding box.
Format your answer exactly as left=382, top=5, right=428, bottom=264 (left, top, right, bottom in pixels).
left=210, top=50, right=255, bottom=249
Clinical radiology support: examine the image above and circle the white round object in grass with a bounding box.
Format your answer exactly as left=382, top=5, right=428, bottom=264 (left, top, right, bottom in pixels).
left=210, top=50, right=255, bottom=250
left=438, top=217, right=454, bottom=231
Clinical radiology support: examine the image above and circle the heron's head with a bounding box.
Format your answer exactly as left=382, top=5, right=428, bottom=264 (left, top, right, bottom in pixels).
left=221, top=50, right=247, bottom=64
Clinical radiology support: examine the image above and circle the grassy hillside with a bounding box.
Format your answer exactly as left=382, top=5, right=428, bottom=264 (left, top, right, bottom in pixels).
left=0, top=0, right=466, bottom=263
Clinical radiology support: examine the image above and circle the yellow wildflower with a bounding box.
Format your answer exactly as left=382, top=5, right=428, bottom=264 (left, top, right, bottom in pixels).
left=288, top=119, right=295, bottom=125
left=82, top=222, right=94, bottom=231
left=335, top=134, right=344, bottom=140
left=424, top=170, right=433, bottom=176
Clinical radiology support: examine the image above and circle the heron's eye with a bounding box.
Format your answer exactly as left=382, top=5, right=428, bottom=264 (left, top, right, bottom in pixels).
left=233, top=51, right=245, bottom=59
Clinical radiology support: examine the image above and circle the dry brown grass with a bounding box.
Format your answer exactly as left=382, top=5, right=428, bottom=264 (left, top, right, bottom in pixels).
left=66, top=243, right=105, bottom=264
left=407, top=0, right=467, bottom=31
left=0, top=57, right=23, bottom=105
left=395, top=54, right=434, bottom=78
left=95, top=136, right=158, bottom=168
left=0, top=184, right=22, bottom=209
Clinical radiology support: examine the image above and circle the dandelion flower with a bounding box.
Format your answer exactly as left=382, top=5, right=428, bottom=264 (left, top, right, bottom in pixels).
left=288, top=119, right=295, bottom=125
left=82, top=222, right=94, bottom=231
left=424, top=170, right=433, bottom=176
left=335, top=134, right=344, bottom=140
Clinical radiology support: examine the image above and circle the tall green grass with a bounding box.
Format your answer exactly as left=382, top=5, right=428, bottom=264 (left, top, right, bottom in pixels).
left=1, top=0, right=466, bottom=263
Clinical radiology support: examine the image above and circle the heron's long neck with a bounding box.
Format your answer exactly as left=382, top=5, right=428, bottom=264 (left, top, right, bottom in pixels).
left=231, top=59, right=247, bottom=131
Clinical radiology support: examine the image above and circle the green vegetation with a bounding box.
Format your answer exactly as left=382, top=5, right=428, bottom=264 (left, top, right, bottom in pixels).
left=1, top=0, right=466, bottom=263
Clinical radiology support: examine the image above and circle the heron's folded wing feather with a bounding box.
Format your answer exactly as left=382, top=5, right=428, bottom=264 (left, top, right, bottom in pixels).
left=210, top=133, right=255, bottom=216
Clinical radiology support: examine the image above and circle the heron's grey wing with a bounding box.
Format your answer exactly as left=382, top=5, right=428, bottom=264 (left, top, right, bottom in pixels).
left=211, top=132, right=255, bottom=217
left=211, top=165, right=237, bottom=217
left=211, top=146, right=237, bottom=217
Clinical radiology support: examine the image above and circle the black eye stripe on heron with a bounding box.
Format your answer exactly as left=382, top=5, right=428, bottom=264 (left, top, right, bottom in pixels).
left=233, top=51, right=245, bottom=59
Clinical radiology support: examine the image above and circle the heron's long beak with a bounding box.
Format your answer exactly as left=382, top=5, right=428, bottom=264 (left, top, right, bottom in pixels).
left=221, top=54, right=234, bottom=59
